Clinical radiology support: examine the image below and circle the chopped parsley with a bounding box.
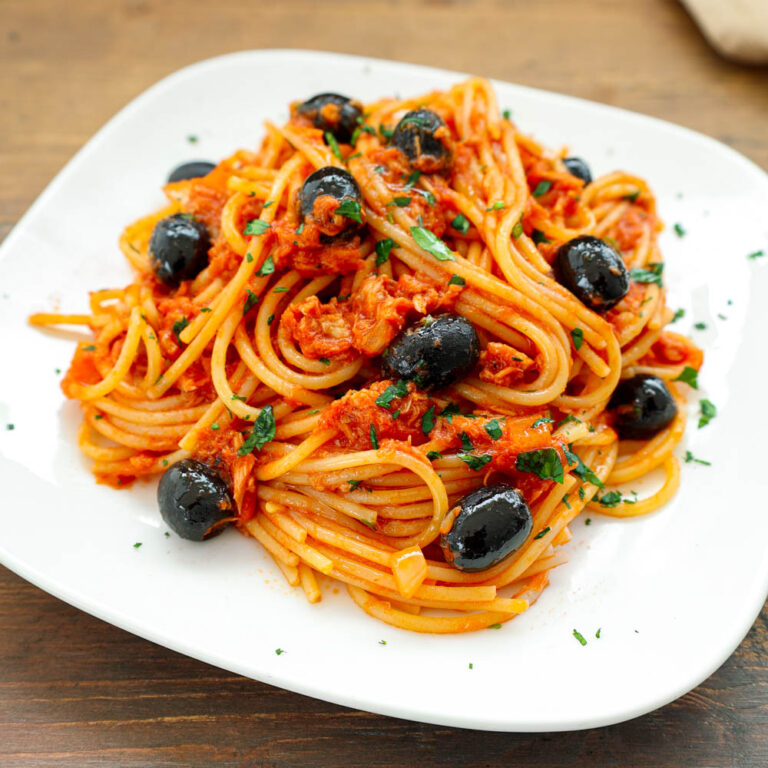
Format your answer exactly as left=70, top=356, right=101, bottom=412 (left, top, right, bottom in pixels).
left=531, top=229, right=551, bottom=245
left=459, top=432, right=474, bottom=452
left=459, top=453, right=492, bottom=471
left=375, top=380, right=408, bottom=408
left=747, top=250, right=764, bottom=260
left=685, top=450, right=711, bottom=466
left=256, top=254, right=275, bottom=276
left=451, top=213, right=470, bottom=234
left=502, top=109, right=511, bottom=119
left=570, top=328, right=584, bottom=350
left=267, top=314, right=274, bottom=326
left=698, top=399, right=716, bottom=429
left=557, top=414, right=582, bottom=428
left=488, top=623, right=502, bottom=630
left=486, top=201, right=505, bottom=211
left=531, top=416, right=554, bottom=429
left=243, top=289, right=259, bottom=315
left=318, top=358, right=330, bottom=365
left=410, top=226, right=456, bottom=262
left=375, top=238, right=396, bottom=266
left=562, top=494, right=572, bottom=509
left=512, top=216, right=524, bottom=239
left=336, top=199, right=363, bottom=224
left=426, top=450, right=443, bottom=461
left=563, top=444, right=604, bottom=488
left=273, top=286, right=289, bottom=293
left=275, top=648, right=285, bottom=656
left=515, top=448, right=564, bottom=483
left=440, top=403, right=461, bottom=422
left=348, top=479, right=363, bottom=491
left=231, top=394, right=246, bottom=401
left=325, top=131, right=343, bottom=161
left=237, top=405, right=275, bottom=455
left=534, top=526, right=551, bottom=540
left=673, top=222, right=686, bottom=237
left=82, top=344, right=96, bottom=352
left=484, top=419, right=503, bottom=440
left=246, top=254, right=253, bottom=263
left=187, top=135, right=198, bottom=144
left=243, top=218, right=270, bottom=236
left=694, top=322, right=707, bottom=330
left=622, top=190, right=640, bottom=203
left=421, top=405, right=436, bottom=436
left=404, top=170, right=422, bottom=188
left=629, top=263, right=664, bottom=287
left=133, top=542, right=142, bottom=549
left=596, top=628, right=602, bottom=639
left=532, top=180, right=552, bottom=197
left=296, top=222, right=305, bottom=235
left=388, top=196, right=412, bottom=207
left=670, top=308, right=685, bottom=323
left=572, top=629, right=587, bottom=646
left=448, top=274, right=466, bottom=286
left=172, top=316, right=189, bottom=343
left=415, top=189, right=436, bottom=206
left=370, top=425, right=379, bottom=449
left=210, top=423, right=220, bottom=431
left=597, top=490, right=637, bottom=508
left=378, top=639, right=387, bottom=646
left=673, top=365, right=699, bottom=389
left=262, top=200, right=274, bottom=209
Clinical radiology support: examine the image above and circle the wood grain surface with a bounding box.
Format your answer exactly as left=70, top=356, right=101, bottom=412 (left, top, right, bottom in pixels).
left=2, top=1, right=767, bottom=765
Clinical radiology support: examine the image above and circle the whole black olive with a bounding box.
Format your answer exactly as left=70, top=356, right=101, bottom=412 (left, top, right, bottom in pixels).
left=609, top=374, right=677, bottom=439
left=441, top=484, right=532, bottom=572
left=167, top=161, right=216, bottom=183
left=297, top=166, right=364, bottom=242
left=296, top=93, right=363, bottom=144
left=562, top=156, right=592, bottom=185
left=149, top=214, right=211, bottom=288
left=157, top=458, right=234, bottom=541
left=391, top=109, right=452, bottom=173
left=383, top=314, right=480, bottom=391
left=553, top=235, right=630, bottom=313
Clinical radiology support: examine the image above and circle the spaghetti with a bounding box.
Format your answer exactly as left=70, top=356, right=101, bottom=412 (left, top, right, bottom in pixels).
left=31, top=79, right=702, bottom=633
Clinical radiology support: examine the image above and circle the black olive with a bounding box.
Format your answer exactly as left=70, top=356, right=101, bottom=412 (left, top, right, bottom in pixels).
left=167, top=161, right=216, bottom=183
left=609, top=374, right=677, bottom=439
left=157, top=459, right=234, bottom=541
left=383, top=314, right=480, bottom=391
left=391, top=109, right=452, bottom=173
left=553, top=235, right=630, bottom=313
left=562, top=156, right=592, bottom=185
left=149, top=214, right=211, bottom=288
left=441, top=484, right=532, bottom=572
left=296, top=93, right=363, bottom=144
left=297, top=166, right=364, bottom=242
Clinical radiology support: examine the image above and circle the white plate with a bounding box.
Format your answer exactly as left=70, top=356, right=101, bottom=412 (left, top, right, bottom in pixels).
left=1, top=50, right=768, bottom=732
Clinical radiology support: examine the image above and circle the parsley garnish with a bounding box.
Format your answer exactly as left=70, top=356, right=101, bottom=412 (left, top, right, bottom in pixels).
left=187, top=135, right=198, bottom=144
left=262, top=200, right=274, bottom=209
left=488, top=623, right=502, bottom=630
left=630, top=263, right=664, bottom=286
left=459, top=453, right=492, bottom=471
left=375, top=380, right=408, bottom=408
left=244, top=219, right=270, bottom=236
left=596, top=628, right=601, bottom=639
left=534, top=526, right=551, bottom=540
left=325, top=131, right=343, bottom=160
left=698, top=399, right=716, bottom=428
left=410, top=226, right=456, bottom=262
left=674, top=366, right=698, bottom=389
left=685, top=450, right=711, bottom=466
left=348, top=479, right=363, bottom=490
left=82, top=344, right=96, bottom=352
left=375, top=238, right=396, bottom=266
left=531, top=229, right=551, bottom=245
left=532, top=180, right=552, bottom=197
left=747, top=250, right=765, bottom=260
left=370, top=425, right=379, bottom=449
left=451, top=213, right=470, bottom=234
left=448, top=274, right=466, bottom=286
left=563, top=444, right=604, bottom=488
left=237, top=405, right=275, bottom=455
left=512, top=216, right=524, bottom=239
left=231, top=394, right=246, bottom=401
left=440, top=403, right=460, bottom=422
left=673, top=222, right=686, bottom=237
left=598, top=490, right=637, bottom=508
left=531, top=416, right=554, bottom=429
left=388, top=196, right=412, bottom=207
left=485, top=419, right=503, bottom=440
left=670, top=308, right=685, bottom=323
left=502, top=109, right=511, bottom=119
left=172, top=316, right=189, bottom=343
left=133, top=542, right=142, bottom=549
left=557, top=414, right=582, bottom=428
left=486, top=201, right=505, bottom=211
left=562, top=494, right=572, bottom=509
left=414, top=189, right=435, bottom=206
left=275, top=648, right=285, bottom=656
left=404, top=170, right=422, bottom=188
left=273, top=286, right=289, bottom=293
left=378, top=639, right=387, bottom=646
left=459, top=432, right=474, bottom=451
left=426, top=450, right=443, bottom=461
left=694, top=322, right=707, bottom=330
left=267, top=314, right=274, bottom=325
left=210, top=423, right=219, bottom=431
left=515, top=448, right=564, bottom=483
left=573, top=629, right=587, bottom=646
left=421, top=405, right=436, bottom=436
left=623, top=190, right=640, bottom=203
left=336, top=199, right=363, bottom=224
left=570, top=328, right=584, bottom=350
left=243, top=289, right=259, bottom=315
left=256, top=254, right=275, bottom=276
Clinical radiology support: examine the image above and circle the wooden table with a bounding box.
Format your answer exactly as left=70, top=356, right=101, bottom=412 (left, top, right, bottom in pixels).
left=2, top=1, right=767, bottom=765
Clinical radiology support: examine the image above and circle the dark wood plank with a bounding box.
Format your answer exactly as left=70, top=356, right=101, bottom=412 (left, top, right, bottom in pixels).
left=2, top=0, right=767, bottom=765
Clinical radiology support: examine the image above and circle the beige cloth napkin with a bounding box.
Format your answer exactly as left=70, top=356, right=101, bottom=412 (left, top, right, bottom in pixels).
left=682, top=0, right=768, bottom=64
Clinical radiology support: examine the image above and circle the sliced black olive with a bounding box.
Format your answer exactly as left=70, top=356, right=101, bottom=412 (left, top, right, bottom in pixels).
left=609, top=374, right=677, bottom=439
left=553, top=235, right=630, bottom=313
left=157, top=458, right=234, bottom=541
left=383, top=314, right=480, bottom=391
left=391, top=109, right=452, bottom=173
left=296, top=93, right=363, bottom=144
left=297, top=166, right=364, bottom=242
left=167, top=161, right=216, bottom=183
left=562, top=156, right=592, bottom=185
left=441, top=484, right=532, bottom=572
left=149, top=213, right=211, bottom=288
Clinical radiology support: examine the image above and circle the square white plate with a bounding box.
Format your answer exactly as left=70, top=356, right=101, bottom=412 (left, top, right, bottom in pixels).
left=2, top=50, right=768, bottom=732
